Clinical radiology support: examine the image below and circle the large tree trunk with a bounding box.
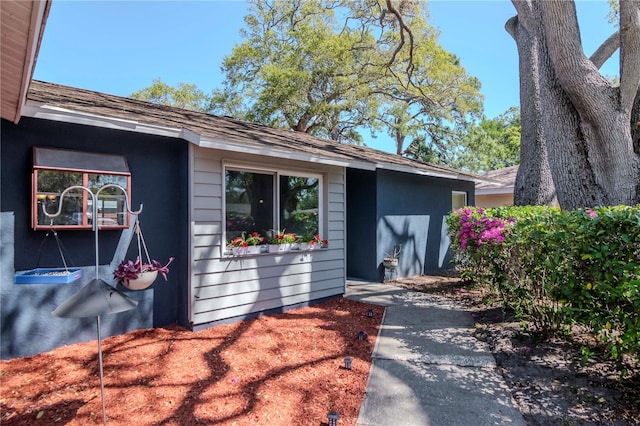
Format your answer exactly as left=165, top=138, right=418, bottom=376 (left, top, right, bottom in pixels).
left=506, top=12, right=556, bottom=205
left=508, top=0, right=640, bottom=209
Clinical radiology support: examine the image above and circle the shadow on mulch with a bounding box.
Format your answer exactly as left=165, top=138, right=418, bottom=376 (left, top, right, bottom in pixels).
left=1, top=400, right=85, bottom=426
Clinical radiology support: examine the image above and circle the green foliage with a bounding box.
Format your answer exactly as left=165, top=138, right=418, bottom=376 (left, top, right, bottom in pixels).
left=210, top=0, right=483, bottom=149
left=607, top=0, right=619, bottom=24
left=130, top=78, right=211, bottom=112
left=454, top=107, right=521, bottom=173
left=448, top=205, right=640, bottom=367
left=413, top=107, right=521, bottom=172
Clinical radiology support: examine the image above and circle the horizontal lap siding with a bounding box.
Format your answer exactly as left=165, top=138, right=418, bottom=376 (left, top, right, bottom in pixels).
left=191, top=148, right=346, bottom=326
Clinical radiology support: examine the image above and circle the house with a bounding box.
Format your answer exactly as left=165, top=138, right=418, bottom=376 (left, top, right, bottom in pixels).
left=1, top=81, right=482, bottom=358
left=475, top=165, right=518, bottom=208
left=347, top=167, right=475, bottom=282
left=1, top=0, right=484, bottom=358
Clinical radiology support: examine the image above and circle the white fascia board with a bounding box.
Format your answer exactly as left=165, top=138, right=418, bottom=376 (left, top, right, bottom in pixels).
left=198, top=137, right=376, bottom=171
left=23, top=102, right=187, bottom=139
left=476, top=186, right=514, bottom=195
left=375, top=162, right=477, bottom=182
left=22, top=102, right=375, bottom=170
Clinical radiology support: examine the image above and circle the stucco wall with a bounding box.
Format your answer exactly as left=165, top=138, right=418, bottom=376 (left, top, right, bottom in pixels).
left=347, top=168, right=475, bottom=282
left=345, top=169, right=377, bottom=280
left=476, top=193, right=514, bottom=208
left=1, top=117, right=189, bottom=359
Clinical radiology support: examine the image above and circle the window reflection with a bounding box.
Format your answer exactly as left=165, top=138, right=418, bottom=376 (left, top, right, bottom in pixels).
left=280, top=176, right=319, bottom=238
left=88, top=174, right=128, bottom=226
left=36, top=171, right=82, bottom=226
left=225, top=170, right=274, bottom=239
left=34, top=170, right=129, bottom=229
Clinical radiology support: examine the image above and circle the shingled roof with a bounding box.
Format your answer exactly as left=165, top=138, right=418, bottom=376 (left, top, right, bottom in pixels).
left=476, top=165, right=518, bottom=194
left=25, top=80, right=482, bottom=182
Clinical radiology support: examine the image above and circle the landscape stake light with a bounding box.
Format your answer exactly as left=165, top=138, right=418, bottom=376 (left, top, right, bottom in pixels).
left=358, top=331, right=367, bottom=340
left=367, top=309, right=374, bottom=318
left=343, top=357, right=353, bottom=370
left=327, top=411, right=340, bottom=426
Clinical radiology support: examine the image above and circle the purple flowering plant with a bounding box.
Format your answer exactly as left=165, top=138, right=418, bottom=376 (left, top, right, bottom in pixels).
left=451, top=208, right=513, bottom=252
left=113, top=256, right=175, bottom=284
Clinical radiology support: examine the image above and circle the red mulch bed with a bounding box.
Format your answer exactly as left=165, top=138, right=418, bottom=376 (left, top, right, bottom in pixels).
left=1, top=298, right=383, bottom=425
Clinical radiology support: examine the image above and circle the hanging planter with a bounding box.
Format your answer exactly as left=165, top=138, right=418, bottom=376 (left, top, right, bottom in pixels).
left=121, top=270, right=158, bottom=290
left=113, top=257, right=173, bottom=290
left=113, top=217, right=174, bottom=290
left=14, top=268, right=83, bottom=285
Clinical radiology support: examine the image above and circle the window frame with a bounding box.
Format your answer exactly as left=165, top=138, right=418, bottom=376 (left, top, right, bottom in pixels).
left=451, top=190, right=468, bottom=211
left=223, top=162, right=324, bottom=254
left=32, top=147, right=132, bottom=231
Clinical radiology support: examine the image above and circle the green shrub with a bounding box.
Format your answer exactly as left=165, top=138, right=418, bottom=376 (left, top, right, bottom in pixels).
left=448, top=205, right=640, bottom=365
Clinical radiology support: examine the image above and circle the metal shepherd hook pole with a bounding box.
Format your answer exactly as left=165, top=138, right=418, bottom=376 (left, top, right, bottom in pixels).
left=45, top=184, right=143, bottom=425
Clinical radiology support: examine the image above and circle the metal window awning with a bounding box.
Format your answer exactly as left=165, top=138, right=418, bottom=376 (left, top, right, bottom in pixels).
left=33, top=146, right=130, bottom=174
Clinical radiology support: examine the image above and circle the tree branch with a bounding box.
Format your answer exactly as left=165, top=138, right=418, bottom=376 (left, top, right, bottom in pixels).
left=589, top=30, right=620, bottom=69
left=540, top=0, right=614, bottom=119
left=619, top=0, right=640, bottom=113
left=384, top=0, right=415, bottom=77
left=505, top=15, right=518, bottom=39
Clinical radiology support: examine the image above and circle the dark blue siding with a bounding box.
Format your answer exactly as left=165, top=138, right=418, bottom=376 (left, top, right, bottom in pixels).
left=1, top=117, right=189, bottom=359
left=345, top=169, right=377, bottom=281
left=347, top=168, right=475, bottom=282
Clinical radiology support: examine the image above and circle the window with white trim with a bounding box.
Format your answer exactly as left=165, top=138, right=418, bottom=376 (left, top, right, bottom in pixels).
left=224, top=166, right=322, bottom=243
left=452, top=190, right=467, bottom=210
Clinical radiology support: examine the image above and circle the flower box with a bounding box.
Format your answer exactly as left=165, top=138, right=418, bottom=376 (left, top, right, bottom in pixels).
left=267, top=244, right=280, bottom=253
left=246, top=245, right=262, bottom=255
left=14, top=268, right=83, bottom=285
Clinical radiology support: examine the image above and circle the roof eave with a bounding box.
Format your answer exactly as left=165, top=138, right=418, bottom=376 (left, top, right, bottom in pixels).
left=375, top=162, right=478, bottom=182
left=1, top=0, right=50, bottom=123
left=197, top=138, right=376, bottom=170
left=22, top=101, right=377, bottom=170
left=476, top=187, right=514, bottom=195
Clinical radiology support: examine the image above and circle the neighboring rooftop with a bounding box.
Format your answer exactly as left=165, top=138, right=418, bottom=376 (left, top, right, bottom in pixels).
left=476, top=165, right=518, bottom=194
left=25, top=80, right=484, bottom=183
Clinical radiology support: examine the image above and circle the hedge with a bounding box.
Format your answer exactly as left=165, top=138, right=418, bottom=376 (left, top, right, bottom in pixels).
left=447, top=205, right=640, bottom=365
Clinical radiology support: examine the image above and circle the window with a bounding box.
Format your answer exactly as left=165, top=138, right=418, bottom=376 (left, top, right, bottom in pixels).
left=225, top=166, right=321, bottom=244
left=225, top=170, right=274, bottom=239
left=279, top=175, right=319, bottom=237
left=452, top=191, right=467, bottom=211
left=32, top=147, right=131, bottom=230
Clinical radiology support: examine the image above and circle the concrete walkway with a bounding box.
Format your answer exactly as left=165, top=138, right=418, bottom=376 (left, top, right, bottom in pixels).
left=346, top=281, right=526, bottom=426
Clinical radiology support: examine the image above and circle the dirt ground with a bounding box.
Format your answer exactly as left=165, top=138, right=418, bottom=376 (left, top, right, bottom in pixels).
left=392, top=274, right=640, bottom=426
left=0, top=298, right=383, bottom=426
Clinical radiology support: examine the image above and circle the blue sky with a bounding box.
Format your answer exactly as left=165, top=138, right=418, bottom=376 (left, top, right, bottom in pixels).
left=33, top=0, right=617, bottom=153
